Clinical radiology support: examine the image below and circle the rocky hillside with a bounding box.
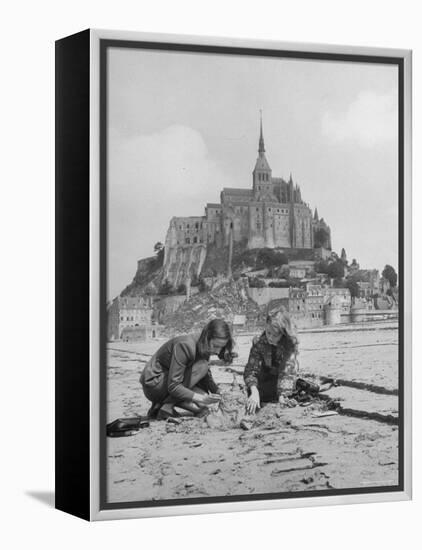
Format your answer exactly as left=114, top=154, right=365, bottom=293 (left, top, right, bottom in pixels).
left=120, top=243, right=317, bottom=297
left=120, top=251, right=163, bottom=297
left=162, top=279, right=264, bottom=334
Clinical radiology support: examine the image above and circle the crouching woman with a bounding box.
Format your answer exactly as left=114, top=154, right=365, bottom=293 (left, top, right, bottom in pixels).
left=244, top=308, right=299, bottom=415
left=140, top=318, right=234, bottom=419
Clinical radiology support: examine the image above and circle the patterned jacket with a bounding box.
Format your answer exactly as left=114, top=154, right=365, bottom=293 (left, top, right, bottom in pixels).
left=243, top=332, right=298, bottom=397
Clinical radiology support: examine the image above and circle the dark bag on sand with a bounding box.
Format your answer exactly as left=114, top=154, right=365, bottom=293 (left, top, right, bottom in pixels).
left=106, top=417, right=150, bottom=437
left=295, top=378, right=320, bottom=396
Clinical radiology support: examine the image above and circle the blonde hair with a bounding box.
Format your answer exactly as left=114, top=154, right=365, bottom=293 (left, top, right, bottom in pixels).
left=266, top=307, right=299, bottom=353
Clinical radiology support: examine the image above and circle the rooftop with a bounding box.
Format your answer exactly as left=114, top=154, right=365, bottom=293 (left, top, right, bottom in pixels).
left=222, top=188, right=254, bottom=196
left=118, top=297, right=152, bottom=310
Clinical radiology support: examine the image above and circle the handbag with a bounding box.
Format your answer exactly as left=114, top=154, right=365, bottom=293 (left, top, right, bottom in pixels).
left=106, top=416, right=150, bottom=437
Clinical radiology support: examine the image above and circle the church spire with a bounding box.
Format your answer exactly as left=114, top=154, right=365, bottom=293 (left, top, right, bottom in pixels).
left=258, top=110, right=265, bottom=154
left=252, top=111, right=272, bottom=193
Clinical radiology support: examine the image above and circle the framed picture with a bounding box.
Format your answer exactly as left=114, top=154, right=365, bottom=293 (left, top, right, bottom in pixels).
left=55, top=29, right=412, bottom=521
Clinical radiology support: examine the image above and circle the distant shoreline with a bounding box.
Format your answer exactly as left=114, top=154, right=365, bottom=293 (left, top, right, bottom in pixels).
left=234, top=320, right=398, bottom=337
left=293, top=320, right=397, bottom=334
left=107, top=320, right=399, bottom=346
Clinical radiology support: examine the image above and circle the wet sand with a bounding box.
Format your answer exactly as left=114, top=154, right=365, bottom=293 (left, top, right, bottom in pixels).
left=106, top=327, right=399, bottom=503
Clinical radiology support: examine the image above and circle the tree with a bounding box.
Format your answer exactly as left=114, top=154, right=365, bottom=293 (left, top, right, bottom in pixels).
left=202, top=267, right=217, bottom=278
left=256, top=248, right=288, bottom=269
left=153, top=242, right=164, bottom=266
left=345, top=278, right=360, bottom=301
left=382, top=265, right=397, bottom=288
left=327, top=260, right=345, bottom=280
left=158, top=279, right=173, bottom=295
left=198, top=278, right=209, bottom=292
left=314, top=227, right=330, bottom=248
left=190, top=273, right=200, bottom=287
left=144, top=282, right=157, bottom=296
left=351, top=269, right=371, bottom=283
left=315, top=260, right=330, bottom=274
left=177, top=283, right=187, bottom=294
left=154, top=242, right=164, bottom=254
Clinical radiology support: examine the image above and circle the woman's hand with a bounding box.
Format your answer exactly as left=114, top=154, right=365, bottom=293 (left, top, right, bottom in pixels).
left=192, top=392, right=221, bottom=406
left=246, top=386, right=260, bottom=415
left=278, top=394, right=287, bottom=406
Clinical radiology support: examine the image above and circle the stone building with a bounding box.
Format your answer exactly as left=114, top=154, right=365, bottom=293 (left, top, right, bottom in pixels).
left=120, top=325, right=161, bottom=342
left=323, top=287, right=352, bottom=312
left=288, top=260, right=316, bottom=279
left=163, top=117, right=332, bottom=287
left=270, top=285, right=352, bottom=329
left=107, top=296, right=154, bottom=341
left=357, top=282, right=372, bottom=299
left=288, top=287, right=325, bottom=329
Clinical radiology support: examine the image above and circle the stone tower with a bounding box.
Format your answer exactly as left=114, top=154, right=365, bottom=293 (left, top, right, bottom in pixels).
left=324, top=295, right=342, bottom=326
left=252, top=113, right=274, bottom=201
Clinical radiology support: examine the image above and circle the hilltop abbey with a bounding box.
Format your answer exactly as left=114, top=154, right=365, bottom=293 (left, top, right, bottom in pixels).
left=163, top=118, right=331, bottom=285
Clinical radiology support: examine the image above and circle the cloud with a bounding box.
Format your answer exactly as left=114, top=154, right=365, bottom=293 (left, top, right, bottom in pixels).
left=321, top=89, right=398, bottom=147
left=109, top=124, right=231, bottom=209
left=108, top=125, right=232, bottom=298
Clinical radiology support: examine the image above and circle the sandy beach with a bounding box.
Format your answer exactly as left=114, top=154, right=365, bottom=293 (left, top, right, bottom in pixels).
left=106, top=325, right=399, bottom=503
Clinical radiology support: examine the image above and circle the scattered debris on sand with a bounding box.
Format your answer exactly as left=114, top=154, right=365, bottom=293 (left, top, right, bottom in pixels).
left=106, top=328, right=399, bottom=503
left=163, top=280, right=264, bottom=334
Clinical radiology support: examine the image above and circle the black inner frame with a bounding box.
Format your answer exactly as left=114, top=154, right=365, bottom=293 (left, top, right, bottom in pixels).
left=99, top=38, right=405, bottom=511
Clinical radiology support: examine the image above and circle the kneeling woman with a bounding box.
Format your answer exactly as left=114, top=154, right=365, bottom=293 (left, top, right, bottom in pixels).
left=140, top=318, right=234, bottom=419
left=244, top=308, right=299, bottom=415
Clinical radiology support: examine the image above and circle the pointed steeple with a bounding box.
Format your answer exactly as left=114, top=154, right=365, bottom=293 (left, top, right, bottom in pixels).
left=259, top=110, right=265, bottom=153
left=314, top=208, right=319, bottom=221
left=253, top=111, right=271, bottom=187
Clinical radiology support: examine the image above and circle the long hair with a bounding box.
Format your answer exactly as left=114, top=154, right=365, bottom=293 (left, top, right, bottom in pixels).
left=266, top=307, right=299, bottom=355
left=196, top=318, right=234, bottom=360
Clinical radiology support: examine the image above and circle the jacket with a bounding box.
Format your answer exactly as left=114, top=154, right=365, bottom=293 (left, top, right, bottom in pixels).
left=243, top=332, right=298, bottom=397
left=142, top=333, right=218, bottom=401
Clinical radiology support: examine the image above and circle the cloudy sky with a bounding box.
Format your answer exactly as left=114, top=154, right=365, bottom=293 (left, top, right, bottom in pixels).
left=107, top=46, right=398, bottom=300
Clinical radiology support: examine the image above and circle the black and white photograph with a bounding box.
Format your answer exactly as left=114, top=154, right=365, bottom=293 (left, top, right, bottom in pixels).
left=0, top=0, right=422, bottom=550
left=102, top=39, right=405, bottom=508
left=4, top=0, right=422, bottom=544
